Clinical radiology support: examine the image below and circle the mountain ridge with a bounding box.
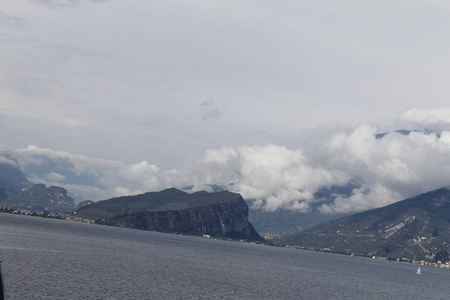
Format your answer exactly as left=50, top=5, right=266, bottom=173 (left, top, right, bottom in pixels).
left=281, top=187, right=450, bottom=262
left=0, top=162, right=75, bottom=212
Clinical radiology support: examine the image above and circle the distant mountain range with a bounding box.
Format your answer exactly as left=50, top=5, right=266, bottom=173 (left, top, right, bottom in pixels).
left=2, top=128, right=444, bottom=235
left=375, top=129, right=437, bottom=139
left=0, top=162, right=75, bottom=213
left=3, top=128, right=450, bottom=254
left=248, top=182, right=359, bottom=236
left=281, top=187, right=450, bottom=262
left=75, top=188, right=264, bottom=242
left=0, top=160, right=30, bottom=197
left=248, top=208, right=348, bottom=238
left=0, top=161, right=263, bottom=241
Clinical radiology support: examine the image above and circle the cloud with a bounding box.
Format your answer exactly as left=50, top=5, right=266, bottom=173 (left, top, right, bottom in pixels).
left=45, top=172, right=67, bottom=182
left=183, top=124, right=450, bottom=213
left=3, top=109, right=450, bottom=215
left=199, top=99, right=224, bottom=121
left=202, top=108, right=223, bottom=120
left=4, top=145, right=189, bottom=201
left=399, top=108, right=450, bottom=131
left=4, top=0, right=450, bottom=172
left=0, top=11, right=26, bottom=27
left=0, top=156, right=18, bottom=167
left=200, top=99, right=214, bottom=107
left=29, top=0, right=109, bottom=8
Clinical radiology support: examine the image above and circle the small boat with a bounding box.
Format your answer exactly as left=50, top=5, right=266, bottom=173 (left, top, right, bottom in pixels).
left=416, top=267, right=422, bottom=275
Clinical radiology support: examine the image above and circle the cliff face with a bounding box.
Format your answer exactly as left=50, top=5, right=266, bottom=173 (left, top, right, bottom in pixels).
left=0, top=162, right=75, bottom=213
left=2, top=183, right=75, bottom=213
left=77, top=188, right=264, bottom=241
left=99, top=200, right=262, bottom=240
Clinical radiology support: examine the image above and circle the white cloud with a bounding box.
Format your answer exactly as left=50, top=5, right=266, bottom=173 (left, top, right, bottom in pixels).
left=0, top=156, right=18, bottom=167
left=4, top=109, right=450, bottom=215
left=2, top=0, right=450, bottom=214
left=399, top=108, right=450, bottom=131
left=4, top=0, right=450, bottom=170
left=319, top=185, right=401, bottom=214
left=0, top=110, right=446, bottom=213
left=45, top=172, right=67, bottom=182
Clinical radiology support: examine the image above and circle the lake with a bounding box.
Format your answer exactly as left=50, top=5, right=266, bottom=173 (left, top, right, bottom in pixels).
left=1, top=213, right=449, bottom=299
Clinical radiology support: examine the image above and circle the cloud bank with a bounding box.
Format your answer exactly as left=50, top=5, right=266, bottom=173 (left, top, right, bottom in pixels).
left=3, top=0, right=450, bottom=170
left=400, top=108, right=450, bottom=131
left=3, top=108, right=450, bottom=214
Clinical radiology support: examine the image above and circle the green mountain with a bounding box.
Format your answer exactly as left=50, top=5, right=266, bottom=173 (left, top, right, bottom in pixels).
left=281, top=187, right=450, bottom=262
left=75, top=188, right=264, bottom=241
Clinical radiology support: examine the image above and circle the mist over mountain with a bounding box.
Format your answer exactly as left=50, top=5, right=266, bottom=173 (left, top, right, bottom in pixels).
left=248, top=182, right=359, bottom=235
left=3, top=0, right=450, bottom=221
left=2, top=108, right=450, bottom=238
left=0, top=157, right=30, bottom=196
left=0, top=161, right=75, bottom=212
left=2, top=124, right=449, bottom=214
left=281, top=187, right=450, bottom=262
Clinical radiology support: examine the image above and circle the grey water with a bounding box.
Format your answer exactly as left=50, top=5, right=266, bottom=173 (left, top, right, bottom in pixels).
left=1, top=214, right=449, bottom=300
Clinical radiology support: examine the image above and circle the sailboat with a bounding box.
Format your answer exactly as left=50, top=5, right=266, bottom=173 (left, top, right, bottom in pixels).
left=416, top=267, right=422, bottom=275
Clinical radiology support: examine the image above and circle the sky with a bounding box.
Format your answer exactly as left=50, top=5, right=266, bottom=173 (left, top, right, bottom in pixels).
left=2, top=0, right=450, bottom=213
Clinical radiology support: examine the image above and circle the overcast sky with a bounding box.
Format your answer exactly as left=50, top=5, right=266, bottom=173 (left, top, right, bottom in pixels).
left=2, top=1, right=450, bottom=212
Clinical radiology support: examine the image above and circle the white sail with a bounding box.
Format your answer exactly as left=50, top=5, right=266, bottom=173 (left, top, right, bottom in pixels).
left=416, top=267, right=422, bottom=275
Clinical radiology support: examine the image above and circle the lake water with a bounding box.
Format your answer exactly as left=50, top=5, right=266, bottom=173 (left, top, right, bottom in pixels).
left=1, top=213, right=449, bottom=299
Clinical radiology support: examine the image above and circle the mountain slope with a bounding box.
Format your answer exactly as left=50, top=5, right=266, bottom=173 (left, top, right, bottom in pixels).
left=0, top=162, right=75, bottom=212
left=247, top=182, right=358, bottom=237
left=75, top=188, right=264, bottom=241
left=0, top=161, right=30, bottom=198
left=281, top=187, right=450, bottom=262
left=2, top=183, right=75, bottom=213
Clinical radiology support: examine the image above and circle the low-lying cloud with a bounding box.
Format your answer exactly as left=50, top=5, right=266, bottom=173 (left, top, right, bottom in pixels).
left=399, top=108, right=450, bottom=132
left=3, top=108, right=450, bottom=214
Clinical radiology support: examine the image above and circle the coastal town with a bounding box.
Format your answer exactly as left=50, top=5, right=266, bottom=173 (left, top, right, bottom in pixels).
left=0, top=206, right=95, bottom=224
left=284, top=244, right=450, bottom=269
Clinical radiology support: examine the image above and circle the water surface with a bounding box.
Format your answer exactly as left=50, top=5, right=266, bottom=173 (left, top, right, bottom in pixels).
left=1, top=213, right=449, bottom=299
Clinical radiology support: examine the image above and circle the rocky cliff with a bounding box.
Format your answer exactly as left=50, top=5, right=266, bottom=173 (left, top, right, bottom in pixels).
left=76, top=188, right=264, bottom=241
left=0, top=162, right=75, bottom=213
left=2, top=183, right=75, bottom=213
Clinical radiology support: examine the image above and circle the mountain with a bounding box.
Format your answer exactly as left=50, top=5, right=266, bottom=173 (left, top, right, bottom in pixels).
left=1, top=183, right=75, bottom=213
left=375, top=129, right=437, bottom=139
left=249, top=208, right=348, bottom=238
left=281, top=187, right=450, bottom=262
left=0, top=162, right=75, bottom=213
left=75, top=188, right=264, bottom=241
left=75, top=199, right=95, bottom=210
left=248, top=182, right=358, bottom=237
left=0, top=160, right=31, bottom=198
